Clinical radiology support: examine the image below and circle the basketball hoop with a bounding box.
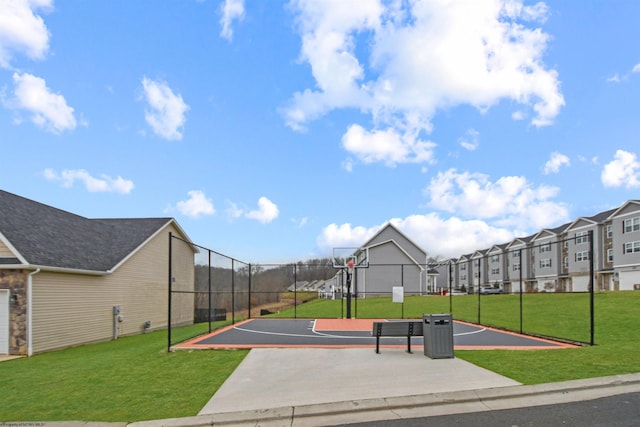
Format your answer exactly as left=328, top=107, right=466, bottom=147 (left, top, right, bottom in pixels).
left=346, top=260, right=355, bottom=275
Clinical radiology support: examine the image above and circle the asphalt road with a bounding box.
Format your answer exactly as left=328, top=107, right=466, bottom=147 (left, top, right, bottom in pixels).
left=340, top=391, right=640, bottom=427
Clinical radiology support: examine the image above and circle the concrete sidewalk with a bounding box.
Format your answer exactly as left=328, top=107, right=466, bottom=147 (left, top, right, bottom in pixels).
left=199, top=348, right=520, bottom=414
left=126, top=348, right=640, bottom=427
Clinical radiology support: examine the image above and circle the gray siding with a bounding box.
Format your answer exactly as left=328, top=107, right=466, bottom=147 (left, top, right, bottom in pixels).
left=359, top=241, right=424, bottom=294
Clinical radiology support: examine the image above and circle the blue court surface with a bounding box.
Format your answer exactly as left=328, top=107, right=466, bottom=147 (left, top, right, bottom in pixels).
left=176, top=318, right=575, bottom=351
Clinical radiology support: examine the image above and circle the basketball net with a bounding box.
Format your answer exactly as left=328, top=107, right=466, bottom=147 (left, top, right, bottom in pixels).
left=346, top=260, right=355, bottom=276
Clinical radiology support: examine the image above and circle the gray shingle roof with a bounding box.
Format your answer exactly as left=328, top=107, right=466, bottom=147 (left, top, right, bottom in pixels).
left=0, top=190, right=173, bottom=272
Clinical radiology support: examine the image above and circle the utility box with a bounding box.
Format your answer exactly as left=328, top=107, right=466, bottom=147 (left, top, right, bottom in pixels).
left=423, top=314, right=454, bottom=359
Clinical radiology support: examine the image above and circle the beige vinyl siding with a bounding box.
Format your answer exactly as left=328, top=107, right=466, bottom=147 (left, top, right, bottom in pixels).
left=31, top=224, right=194, bottom=354
left=0, top=240, right=15, bottom=257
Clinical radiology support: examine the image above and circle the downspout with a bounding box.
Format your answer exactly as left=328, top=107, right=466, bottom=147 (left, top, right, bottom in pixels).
left=28, top=268, right=40, bottom=356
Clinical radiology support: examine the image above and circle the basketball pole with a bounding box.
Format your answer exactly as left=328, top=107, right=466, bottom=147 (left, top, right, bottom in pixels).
left=345, top=266, right=352, bottom=319
left=345, top=261, right=354, bottom=319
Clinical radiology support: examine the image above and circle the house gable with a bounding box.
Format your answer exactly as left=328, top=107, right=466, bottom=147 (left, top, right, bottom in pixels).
left=567, top=218, right=595, bottom=231
left=367, top=239, right=423, bottom=267
left=608, top=200, right=640, bottom=219
left=362, top=223, right=426, bottom=264
left=0, top=235, right=24, bottom=265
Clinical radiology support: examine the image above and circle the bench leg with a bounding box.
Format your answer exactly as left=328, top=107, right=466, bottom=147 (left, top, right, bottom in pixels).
left=376, top=336, right=380, bottom=354
left=407, top=336, right=412, bottom=353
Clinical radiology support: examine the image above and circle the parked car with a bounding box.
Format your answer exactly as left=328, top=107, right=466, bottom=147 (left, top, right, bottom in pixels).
left=480, top=286, right=503, bottom=294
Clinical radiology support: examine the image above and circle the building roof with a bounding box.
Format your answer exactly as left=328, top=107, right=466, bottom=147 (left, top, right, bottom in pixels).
left=0, top=190, right=180, bottom=273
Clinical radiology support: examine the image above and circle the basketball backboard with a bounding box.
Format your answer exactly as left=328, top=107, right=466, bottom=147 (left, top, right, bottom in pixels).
left=332, top=247, right=369, bottom=269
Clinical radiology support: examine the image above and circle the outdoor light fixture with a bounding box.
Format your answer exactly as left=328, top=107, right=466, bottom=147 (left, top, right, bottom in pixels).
left=10, top=294, right=18, bottom=305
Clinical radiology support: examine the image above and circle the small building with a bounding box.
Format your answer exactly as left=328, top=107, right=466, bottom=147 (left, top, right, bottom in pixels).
left=352, top=223, right=428, bottom=296
left=0, top=190, right=196, bottom=355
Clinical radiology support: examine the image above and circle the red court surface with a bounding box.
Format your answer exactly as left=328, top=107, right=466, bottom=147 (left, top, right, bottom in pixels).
left=175, top=318, right=577, bottom=351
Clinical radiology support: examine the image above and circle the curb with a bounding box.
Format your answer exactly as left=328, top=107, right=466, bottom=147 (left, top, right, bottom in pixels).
left=127, top=372, right=640, bottom=427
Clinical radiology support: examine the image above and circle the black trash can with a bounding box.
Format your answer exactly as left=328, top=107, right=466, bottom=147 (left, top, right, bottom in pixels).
left=423, top=313, right=454, bottom=359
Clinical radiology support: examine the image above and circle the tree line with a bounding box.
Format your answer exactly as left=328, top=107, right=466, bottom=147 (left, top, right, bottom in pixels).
left=193, top=258, right=337, bottom=314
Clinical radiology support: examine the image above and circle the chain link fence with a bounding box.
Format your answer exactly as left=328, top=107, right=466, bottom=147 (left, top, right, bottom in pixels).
left=168, top=232, right=595, bottom=349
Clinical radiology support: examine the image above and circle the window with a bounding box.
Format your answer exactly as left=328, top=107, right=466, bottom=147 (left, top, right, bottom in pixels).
left=491, top=268, right=500, bottom=275
left=460, top=275, right=467, bottom=281
left=575, top=231, right=590, bottom=244
left=539, top=259, right=552, bottom=268
left=513, top=263, right=520, bottom=271
left=575, top=251, right=590, bottom=262
left=623, top=241, right=640, bottom=254
left=460, top=264, right=466, bottom=271
left=607, top=249, right=613, bottom=262
left=490, top=255, right=499, bottom=263
left=563, top=256, right=568, bottom=268
left=474, top=272, right=480, bottom=278
left=539, top=243, right=551, bottom=253
left=624, top=217, right=640, bottom=233
left=512, top=251, right=520, bottom=258
left=607, top=225, right=612, bottom=238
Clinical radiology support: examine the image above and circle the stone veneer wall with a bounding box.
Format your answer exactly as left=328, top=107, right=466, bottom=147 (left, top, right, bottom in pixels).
left=0, top=269, right=28, bottom=355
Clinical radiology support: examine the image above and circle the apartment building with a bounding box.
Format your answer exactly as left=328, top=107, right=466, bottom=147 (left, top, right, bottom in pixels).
left=437, top=200, right=640, bottom=293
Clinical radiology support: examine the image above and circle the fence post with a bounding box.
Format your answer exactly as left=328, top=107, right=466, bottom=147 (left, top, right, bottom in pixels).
left=589, top=230, right=595, bottom=345
left=519, top=248, right=523, bottom=334
left=208, top=249, right=212, bottom=333
left=231, top=259, right=235, bottom=324
left=167, top=232, right=172, bottom=352
left=477, top=258, right=481, bottom=324
left=248, top=263, right=252, bottom=319
left=449, top=261, right=453, bottom=314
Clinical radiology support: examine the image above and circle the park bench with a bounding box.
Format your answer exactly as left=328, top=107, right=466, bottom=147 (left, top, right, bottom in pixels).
left=372, top=320, right=423, bottom=354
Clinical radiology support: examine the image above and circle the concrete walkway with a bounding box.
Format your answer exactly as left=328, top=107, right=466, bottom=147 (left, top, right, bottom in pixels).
left=199, top=348, right=520, bottom=414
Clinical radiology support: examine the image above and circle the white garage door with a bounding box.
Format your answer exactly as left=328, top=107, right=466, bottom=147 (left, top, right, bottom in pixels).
left=0, top=290, right=8, bottom=354
left=619, top=270, right=640, bottom=291
left=572, top=276, right=590, bottom=292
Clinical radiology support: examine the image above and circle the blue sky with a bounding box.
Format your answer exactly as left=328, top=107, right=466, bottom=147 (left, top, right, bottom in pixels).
left=1, top=0, right=640, bottom=264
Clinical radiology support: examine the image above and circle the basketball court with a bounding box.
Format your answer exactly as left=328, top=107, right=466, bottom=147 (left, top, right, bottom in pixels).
left=175, top=318, right=576, bottom=351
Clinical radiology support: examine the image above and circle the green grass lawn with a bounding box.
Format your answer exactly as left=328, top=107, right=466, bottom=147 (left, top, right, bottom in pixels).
left=0, top=322, right=248, bottom=423
left=1, top=291, right=638, bottom=422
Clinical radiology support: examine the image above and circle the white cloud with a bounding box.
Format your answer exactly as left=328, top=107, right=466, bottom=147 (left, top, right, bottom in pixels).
left=225, top=201, right=244, bottom=220
left=43, top=168, right=134, bottom=194
left=3, top=72, right=77, bottom=133
left=141, top=77, right=189, bottom=141
left=341, top=158, right=354, bottom=172
left=245, top=197, right=279, bottom=224
left=316, top=215, right=515, bottom=259
left=316, top=223, right=378, bottom=252
left=601, top=150, right=640, bottom=188
left=424, top=168, right=569, bottom=230
left=511, top=110, right=526, bottom=121
left=285, top=0, right=564, bottom=166
left=391, top=214, right=514, bottom=258
left=606, top=74, right=621, bottom=83
left=0, top=0, right=52, bottom=68
left=220, top=0, right=245, bottom=41
left=459, top=128, right=479, bottom=151
left=632, top=63, right=640, bottom=73
left=291, top=217, right=308, bottom=228
left=172, top=190, right=216, bottom=219
left=341, top=124, right=436, bottom=166
left=317, top=165, right=573, bottom=258
left=543, top=152, right=570, bottom=174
